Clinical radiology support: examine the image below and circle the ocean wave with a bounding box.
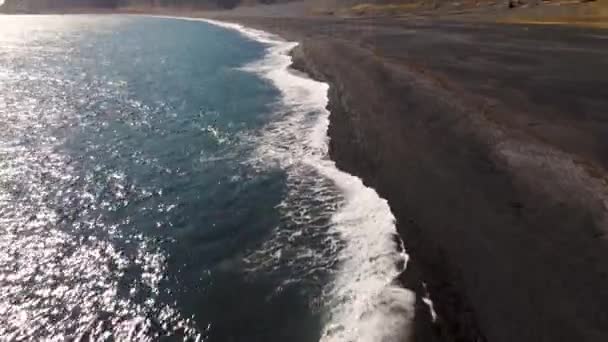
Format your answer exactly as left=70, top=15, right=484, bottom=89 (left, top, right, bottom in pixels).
left=196, top=17, right=417, bottom=342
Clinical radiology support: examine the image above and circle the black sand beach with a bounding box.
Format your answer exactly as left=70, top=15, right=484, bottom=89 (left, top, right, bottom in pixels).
left=205, top=14, right=608, bottom=342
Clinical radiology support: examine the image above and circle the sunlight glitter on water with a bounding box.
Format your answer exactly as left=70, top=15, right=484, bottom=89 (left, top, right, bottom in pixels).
left=0, top=118, right=190, bottom=340
left=0, top=16, right=200, bottom=340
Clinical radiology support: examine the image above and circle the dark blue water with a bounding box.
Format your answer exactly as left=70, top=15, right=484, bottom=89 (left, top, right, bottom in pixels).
left=0, top=15, right=412, bottom=342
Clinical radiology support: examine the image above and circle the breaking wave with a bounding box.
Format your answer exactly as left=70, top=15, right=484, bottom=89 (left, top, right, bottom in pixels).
left=196, top=18, right=417, bottom=342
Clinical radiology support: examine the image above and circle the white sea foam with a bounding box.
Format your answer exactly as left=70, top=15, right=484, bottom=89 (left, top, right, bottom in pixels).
left=159, top=16, right=416, bottom=342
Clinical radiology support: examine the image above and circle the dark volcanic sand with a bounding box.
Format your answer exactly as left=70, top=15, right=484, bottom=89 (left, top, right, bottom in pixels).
left=206, top=15, right=608, bottom=342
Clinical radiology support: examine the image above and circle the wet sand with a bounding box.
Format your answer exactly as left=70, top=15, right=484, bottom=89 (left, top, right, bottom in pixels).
left=208, top=15, right=608, bottom=342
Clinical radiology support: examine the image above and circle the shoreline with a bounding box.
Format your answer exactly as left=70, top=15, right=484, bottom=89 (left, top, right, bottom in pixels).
left=209, top=14, right=608, bottom=342
left=153, top=15, right=423, bottom=341
left=286, top=40, right=452, bottom=342
left=152, top=13, right=473, bottom=341
left=286, top=33, right=478, bottom=342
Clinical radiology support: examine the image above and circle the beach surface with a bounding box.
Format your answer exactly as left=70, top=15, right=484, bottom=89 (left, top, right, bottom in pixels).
left=203, top=12, right=608, bottom=342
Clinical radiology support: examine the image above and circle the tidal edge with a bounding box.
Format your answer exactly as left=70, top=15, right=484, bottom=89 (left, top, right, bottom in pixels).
left=242, top=18, right=608, bottom=342
left=287, top=40, right=479, bottom=342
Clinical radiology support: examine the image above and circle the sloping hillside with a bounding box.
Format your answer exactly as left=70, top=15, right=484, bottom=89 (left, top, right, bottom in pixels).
left=0, top=0, right=297, bottom=12
left=0, top=0, right=430, bottom=14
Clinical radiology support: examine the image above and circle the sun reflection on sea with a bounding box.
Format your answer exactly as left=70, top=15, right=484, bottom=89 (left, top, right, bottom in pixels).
left=0, top=15, right=200, bottom=340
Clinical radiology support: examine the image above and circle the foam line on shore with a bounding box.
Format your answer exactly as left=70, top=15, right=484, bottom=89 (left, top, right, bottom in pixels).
left=154, top=15, right=416, bottom=342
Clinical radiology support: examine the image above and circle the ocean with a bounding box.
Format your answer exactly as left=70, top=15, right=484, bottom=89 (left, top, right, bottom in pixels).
left=0, top=15, right=413, bottom=341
